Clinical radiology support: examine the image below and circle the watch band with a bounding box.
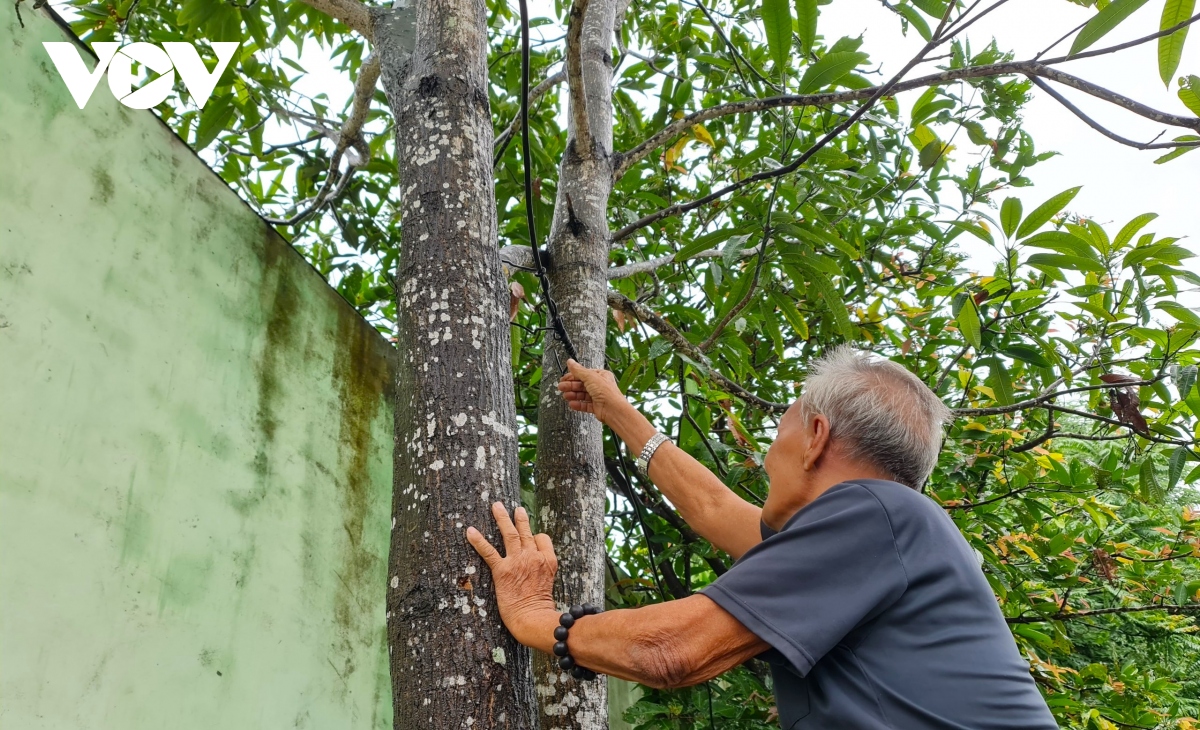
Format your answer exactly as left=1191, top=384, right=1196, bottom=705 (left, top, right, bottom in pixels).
left=635, top=432, right=670, bottom=474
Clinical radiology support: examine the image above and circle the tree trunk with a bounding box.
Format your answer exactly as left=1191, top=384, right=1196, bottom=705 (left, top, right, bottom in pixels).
left=532, top=0, right=617, bottom=727
left=376, top=0, right=537, bottom=727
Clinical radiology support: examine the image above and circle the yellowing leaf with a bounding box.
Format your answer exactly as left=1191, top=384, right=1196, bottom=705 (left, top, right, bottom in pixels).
left=691, top=124, right=716, bottom=147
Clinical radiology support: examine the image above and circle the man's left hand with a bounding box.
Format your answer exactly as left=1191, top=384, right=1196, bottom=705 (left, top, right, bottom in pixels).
left=466, top=502, right=559, bottom=646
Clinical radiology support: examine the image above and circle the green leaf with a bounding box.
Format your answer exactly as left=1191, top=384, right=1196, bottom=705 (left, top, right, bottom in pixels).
left=787, top=264, right=854, bottom=339
left=1180, top=75, right=1200, bottom=115
left=772, top=291, right=810, bottom=341
left=1026, top=253, right=1107, bottom=273
left=895, top=3, right=932, bottom=40
left=1015, top=187, right=1081, bottom=239
left=957, top=298, right=982, bottom=349
left=1113, top=213, right=1158, bottom=250
left=1140, top=456, right=1164, bottom=502
left=1022, top=231, right=1101, bottom=261
left=1175, top=364, right=1197, bottom=400
left=798, top=52, right=870, bottom=94
left=762, top=0, right=793, bottom=72
left=1001, top=343, right=1054, bottom=368
left=1000, top=197, right=1023, bottom=238
left=1070, top=0, right=1153, bottom=56
left=1154, top=136, right=1200, bottom=163
left=919, top=139, right=946, bottom=169
left=986, top=360, right=1015, bottom=405
left=1156, top=301, right=1200, bottom=327
left=722, top=234, right=751, bottom=269
left=194, top=94, right=236, bottom=150
left=1168, top=447, right=1189, bottom=490
left=795, top=0, right=819, bottom=55
left=1159, top=0, right=1196, bottom=85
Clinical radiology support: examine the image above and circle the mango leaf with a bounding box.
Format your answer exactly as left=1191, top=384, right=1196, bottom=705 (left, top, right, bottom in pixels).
left=1168, top=447, right=1189, bottom=490
left=798, top=52, right=870, bottom=94
left=1113, top=213, right=1158, bottom=250
left=1070, top=0, right=1153, bottom=56
left=957, top=298, right=982, bottom=349
left=1016, top=187, right=1081, bottom=239
left=919, top=139, right=947, bottom=169
left=1175, top=364, right=1197, bottom=400
left=1002, top=343, right=1054, bottom=368
left=1027, top=253, right=1106, bottom=273
left=796, top=0, right=819, bottom=55
left=1156, top=301, right=1200, bottom=327
left=1180, top=75, right=1200, bottom=115
left=1154, top=136, right=1200, bottom=163
left=1140, top=456, right=1165, bottom=502
left=1001, top=197, right=1023, bottom=238
left=762, top=0, right=793, bottom=72
left=896, top=3, right=932, bottom=40
left=1159, top=0, right=1196, bottom=85
left=1023, top=231, right=1101, bottom=261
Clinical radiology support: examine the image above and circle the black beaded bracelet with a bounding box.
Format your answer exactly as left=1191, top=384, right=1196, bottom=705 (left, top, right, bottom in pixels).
left=552, top=603, right=603, bottom=681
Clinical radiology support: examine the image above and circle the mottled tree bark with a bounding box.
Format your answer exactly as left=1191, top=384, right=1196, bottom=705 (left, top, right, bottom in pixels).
left=375, top=0, right=536, bottom=727
left=532, top=0, right=618, bottom=726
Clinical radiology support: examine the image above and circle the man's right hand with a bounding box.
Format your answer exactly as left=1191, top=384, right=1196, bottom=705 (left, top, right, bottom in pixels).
left=557, top=359, right=627, bottom=424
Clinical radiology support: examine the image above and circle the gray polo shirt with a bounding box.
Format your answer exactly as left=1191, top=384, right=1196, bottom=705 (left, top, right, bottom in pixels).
left=703, top=479, right=1057, bottom=729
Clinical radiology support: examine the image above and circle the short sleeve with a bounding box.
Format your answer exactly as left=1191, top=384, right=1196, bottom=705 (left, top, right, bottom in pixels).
left=702, top=484, right=908, bottom=676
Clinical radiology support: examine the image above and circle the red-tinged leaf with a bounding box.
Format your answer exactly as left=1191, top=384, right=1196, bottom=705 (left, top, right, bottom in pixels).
left=1110, top=387, right=1151, bottom=435
left=1100, top=373, right=1140, bottom=385
left=613, top=308, right=627, bottom=332
left=509, top=281, right=525, bottom=322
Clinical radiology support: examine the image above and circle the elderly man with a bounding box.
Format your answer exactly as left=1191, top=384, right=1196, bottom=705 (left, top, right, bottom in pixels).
left=466, top=347, right=1057, bottom=729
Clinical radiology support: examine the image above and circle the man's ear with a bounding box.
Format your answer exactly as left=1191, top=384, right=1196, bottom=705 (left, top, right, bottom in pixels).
left=802, top=413, right=832, bottom=471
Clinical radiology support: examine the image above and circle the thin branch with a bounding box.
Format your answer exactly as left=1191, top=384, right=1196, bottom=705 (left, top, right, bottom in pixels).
left=266, top=55, right=378, bottom=226
left=493, top=69, right=566, bottom=165
left=1007, top=603, right=1200, bottom=624
left=606, top=242, right=763, bottom=279
left=1029, top=76, right=1200, bottom=151
left=607, top=291, right=791, bottom=413
left=1043, top=12, right=1200, bottom=64
left=296, top=0, right=372, bottom=38
left=565, top=0, right=594, bottom=157
left=953, top=376, right=1165, bottom=417
left=611, top=60, right=1200, bottom=188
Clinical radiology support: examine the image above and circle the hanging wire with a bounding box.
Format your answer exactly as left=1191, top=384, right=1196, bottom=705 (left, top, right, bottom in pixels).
left=518, top=0, right=578, bottom=369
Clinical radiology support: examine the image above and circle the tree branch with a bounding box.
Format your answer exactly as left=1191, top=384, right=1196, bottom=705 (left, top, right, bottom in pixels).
left=606, top=242, right=763, bottom=279
left=606, top=291, right=791, bottom=413
left=1007, top=603, right=1200, bottom=624
left=565, top=0, right=594, bottom=157
left=266, top=54, right=378, bottom=226
left=611, top=61, right=1200, bottom=191
left=296, top=0, right=372, bottom=38
left=1028, top=75, right=1200, bottom=151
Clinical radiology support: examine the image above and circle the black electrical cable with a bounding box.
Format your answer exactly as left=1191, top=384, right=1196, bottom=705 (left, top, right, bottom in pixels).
left=517, top=0, right=578, bottom=368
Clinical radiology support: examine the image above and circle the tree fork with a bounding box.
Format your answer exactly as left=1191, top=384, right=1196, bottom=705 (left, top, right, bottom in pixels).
left=375, top=0, right=537, bottom=726
left=531, top=0, right=617, bottom=726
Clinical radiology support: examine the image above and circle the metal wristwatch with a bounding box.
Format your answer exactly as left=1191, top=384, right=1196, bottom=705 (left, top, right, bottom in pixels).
left=635, top=432, right=670, bottom=474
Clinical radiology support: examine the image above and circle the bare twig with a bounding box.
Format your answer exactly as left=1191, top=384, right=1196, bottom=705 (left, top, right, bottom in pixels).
left=1028, top=76, right=1200, bottom=151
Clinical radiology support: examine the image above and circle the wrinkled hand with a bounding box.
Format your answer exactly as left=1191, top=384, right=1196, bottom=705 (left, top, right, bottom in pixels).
left=466, top=502, right=558, bottom=646
left=557, top=359, right=627, bottom=424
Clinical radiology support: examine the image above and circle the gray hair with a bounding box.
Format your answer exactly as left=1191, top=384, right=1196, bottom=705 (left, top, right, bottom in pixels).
left=800, top=346, right=952, bottom=490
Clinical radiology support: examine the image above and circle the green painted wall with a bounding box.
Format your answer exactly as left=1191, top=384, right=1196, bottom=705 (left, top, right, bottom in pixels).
left=0, top=5, right=395, bottom=728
